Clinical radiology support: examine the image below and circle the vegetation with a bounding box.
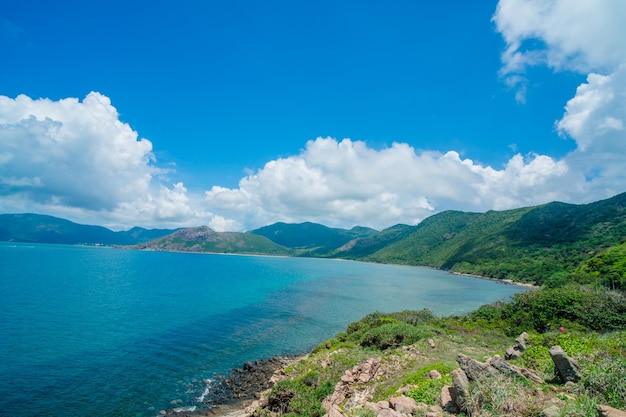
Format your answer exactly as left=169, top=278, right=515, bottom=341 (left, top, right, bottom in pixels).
left=6, top=193, right=626, bottom=289
left=0, top=213, right=175, bottom=245
left=255, top=285, right=625, bottom=417
left=132, top=226, right=291, bottom=255
left=358, top=192, right=626, bottom=286
left=250, top=222, right=378, bottom=256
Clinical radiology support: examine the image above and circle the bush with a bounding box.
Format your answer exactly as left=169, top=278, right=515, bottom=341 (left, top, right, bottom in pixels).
left=501, top=285, right=626, bottom=335
left=360, top=322, right=434, bottom=350
left=404, top=363, right=454, bottom=404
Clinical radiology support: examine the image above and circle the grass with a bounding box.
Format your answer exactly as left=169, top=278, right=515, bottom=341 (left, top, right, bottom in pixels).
left=249, top=286, right=625, bottom=417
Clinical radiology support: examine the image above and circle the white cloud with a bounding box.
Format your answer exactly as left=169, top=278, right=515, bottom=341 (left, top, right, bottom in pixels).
left=204, top=137, right=576, bottom=230
left=0, top=92, right=224, bottom=230
left=489, top=0, right=626, bottom=202
left=494, top=0, right=626, bottom=75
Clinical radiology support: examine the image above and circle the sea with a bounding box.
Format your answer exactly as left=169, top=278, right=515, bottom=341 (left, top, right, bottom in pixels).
left=0, top=242, right=526, bottom=417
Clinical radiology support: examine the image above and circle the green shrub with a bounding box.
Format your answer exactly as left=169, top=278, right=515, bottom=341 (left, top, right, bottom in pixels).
left=267, top=379, right=326, bottom=417
left=501, top=285, right=626, bottom=335
left=360, top=322, right=434, bottom=350
left=404, top=363, right=453, bottom=404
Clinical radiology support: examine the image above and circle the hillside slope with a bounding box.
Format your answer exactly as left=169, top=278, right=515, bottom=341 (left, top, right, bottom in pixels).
left=250, top=221, right=378, bottom=256
left=0, top=213, right=175, bottom=245
left=356, top=192, right=626, bottom=285
left=132, top=226, right=291, bottom=255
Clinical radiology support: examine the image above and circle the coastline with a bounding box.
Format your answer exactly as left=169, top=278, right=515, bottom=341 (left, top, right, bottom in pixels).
left=161, top=356, right=305, bottom=417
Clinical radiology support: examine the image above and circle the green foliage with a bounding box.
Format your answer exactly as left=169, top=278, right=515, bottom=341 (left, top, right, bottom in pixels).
left=267, top=377, right=330, bottom=417
left=573, top=241, right=626, bottom=290
left=500, top=285, right=626, bottom=335
left=356, top=192, right=626, bottom=285
left=360, top=322, right=434, bottom=350
left=404, top=363, right=453, bottom=404
left=343, top=309, right=438, bottom=350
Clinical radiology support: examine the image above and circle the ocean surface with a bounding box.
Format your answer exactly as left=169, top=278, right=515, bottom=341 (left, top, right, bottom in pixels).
left=0, top=242, right=526, bottom=416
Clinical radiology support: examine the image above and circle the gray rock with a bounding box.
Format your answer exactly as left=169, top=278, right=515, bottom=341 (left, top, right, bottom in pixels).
left=440, top=385, right=459, bottom=414
left=451, top=369, right=469, bottom=412
left=456, top=353, right=497, bottom=380
left=597, top=405, right=626, bottom=417
left=505, top=346, right=523, bottom=360
left=515, top=332, right=529, bottom=351
left=549, top=346, right=581, bottom=383
left=541, top=404, right=560, bottom=417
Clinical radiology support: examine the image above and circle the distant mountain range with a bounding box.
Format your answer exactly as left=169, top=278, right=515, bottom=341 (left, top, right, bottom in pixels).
left=0, top=213, right=176, bottom=245
left=2, top=191, right=625, bottom=286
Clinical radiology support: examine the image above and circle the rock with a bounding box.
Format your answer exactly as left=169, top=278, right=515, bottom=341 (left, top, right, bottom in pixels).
left=489, top=354, right=524, bottom=377
left=366, top=400, right=404, bottom=417
left=456, top=353, right=497, bottom=380
left=541, top=404, right=560, bottom=417
left=505, top=332, right=529, bottom=360
left=427, top=339, right=436, bottom=348
left=428, top=370, right=442, bottom=379
left=505, top=346, right=523, bottom=360
left=549, top=346, right=581, bottom=383
left=597, top=405, right=626, bottom=417
left=440, top=385, right=459, bottom=413
left=488, top=354, right=543, bottom=383
left=425, top=405, right=444, bottom=417
left=327, top=404, right=348, bottom=417
left=515, top=332, right=529, bottom=351
left=451, top=369, right=469, bottom=412
left=389, top=395, right=420, bottom=415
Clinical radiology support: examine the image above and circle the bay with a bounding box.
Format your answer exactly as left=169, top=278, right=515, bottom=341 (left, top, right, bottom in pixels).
left=0, top=242, right=526, bottom=416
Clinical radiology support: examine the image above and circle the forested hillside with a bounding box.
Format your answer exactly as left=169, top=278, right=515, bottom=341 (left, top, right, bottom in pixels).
left=345, top=192, right=626, bottom=286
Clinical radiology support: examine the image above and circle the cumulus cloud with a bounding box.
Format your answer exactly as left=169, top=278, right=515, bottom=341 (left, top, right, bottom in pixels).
left=204, top=137, right=575, bottom=230
left=490, top=0, right=626, bottom=199
left=0, top=92, right=222, bottom=230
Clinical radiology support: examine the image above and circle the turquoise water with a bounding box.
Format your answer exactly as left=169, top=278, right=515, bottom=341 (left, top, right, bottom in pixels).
left=0, top=242, right=525, bottom=416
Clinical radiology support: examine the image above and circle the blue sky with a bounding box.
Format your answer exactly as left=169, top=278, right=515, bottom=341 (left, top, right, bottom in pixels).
left=1, top=1, right=625, bottom=231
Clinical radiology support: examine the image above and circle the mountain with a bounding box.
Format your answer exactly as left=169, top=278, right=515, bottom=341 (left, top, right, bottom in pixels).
left=0, top=213, right=176, bottom=245
left=348, top=192, right=626, bottom=285
left=3, top=191, right=625, bottom=287
left=250, top=221, right=378, bottom=256
left=132, top=226, right=290, bottom=255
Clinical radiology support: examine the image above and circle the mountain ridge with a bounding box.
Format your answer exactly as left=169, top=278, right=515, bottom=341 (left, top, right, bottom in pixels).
left=2, top=191, right=625, bottom=287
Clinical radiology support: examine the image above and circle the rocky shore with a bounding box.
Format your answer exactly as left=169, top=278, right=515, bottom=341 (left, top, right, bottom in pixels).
left=160, top=355, right=302, bottom=417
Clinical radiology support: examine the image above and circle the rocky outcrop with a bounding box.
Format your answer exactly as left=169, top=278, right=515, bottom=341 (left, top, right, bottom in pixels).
left=488, top=354, right=544, bottom=383
left=456, top=353, right=498, bottom=380
left=451, top=368, right=469, bottom=412
left=225, top=356, right=297, bottom=400
left=549, top=345, right=581, bottom=383
left=505, top=332, right=529, bottom=360
left=597, top=405, right=626, bottom=417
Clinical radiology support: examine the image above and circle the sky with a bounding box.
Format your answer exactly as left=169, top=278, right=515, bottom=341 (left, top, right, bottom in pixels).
left=1, top=0, right=625, bottom=232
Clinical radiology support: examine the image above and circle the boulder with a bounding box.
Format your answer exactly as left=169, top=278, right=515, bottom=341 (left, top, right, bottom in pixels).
left=515, top=332, right=529, bottom=351
left=549, top=346, right=581, bottom=383
left=451, top=369, right=469, bottom=412
left=597, top=405, right=626, bottom=417
left=428, top=370, right=442, bottom=380
left=440, top=385, right=459, bottom=413
left=456, top=353, right=497, bottom=380
left=488, top=354, right=544, bottom=383
left=505, top=346, right=523, bottom=360
left=389, top=395, right=420, bottom=415
left=505, top=332, right=529, bottom=360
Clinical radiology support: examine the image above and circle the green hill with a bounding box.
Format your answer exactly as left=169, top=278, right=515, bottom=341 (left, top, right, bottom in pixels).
left=132, top=226, right=291, bottom=255
left=250, top=221, right=378, bottom=256
left=0, top=213, right=175, bottom=245
left=354, top=192, right=626, bottom=286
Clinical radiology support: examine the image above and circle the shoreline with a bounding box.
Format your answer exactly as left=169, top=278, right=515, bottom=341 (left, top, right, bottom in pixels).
left=161, top=355, right=305, bottom=417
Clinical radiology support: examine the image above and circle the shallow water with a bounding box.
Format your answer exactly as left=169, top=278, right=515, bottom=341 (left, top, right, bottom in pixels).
left=0, top=242, right=525, bottom=416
